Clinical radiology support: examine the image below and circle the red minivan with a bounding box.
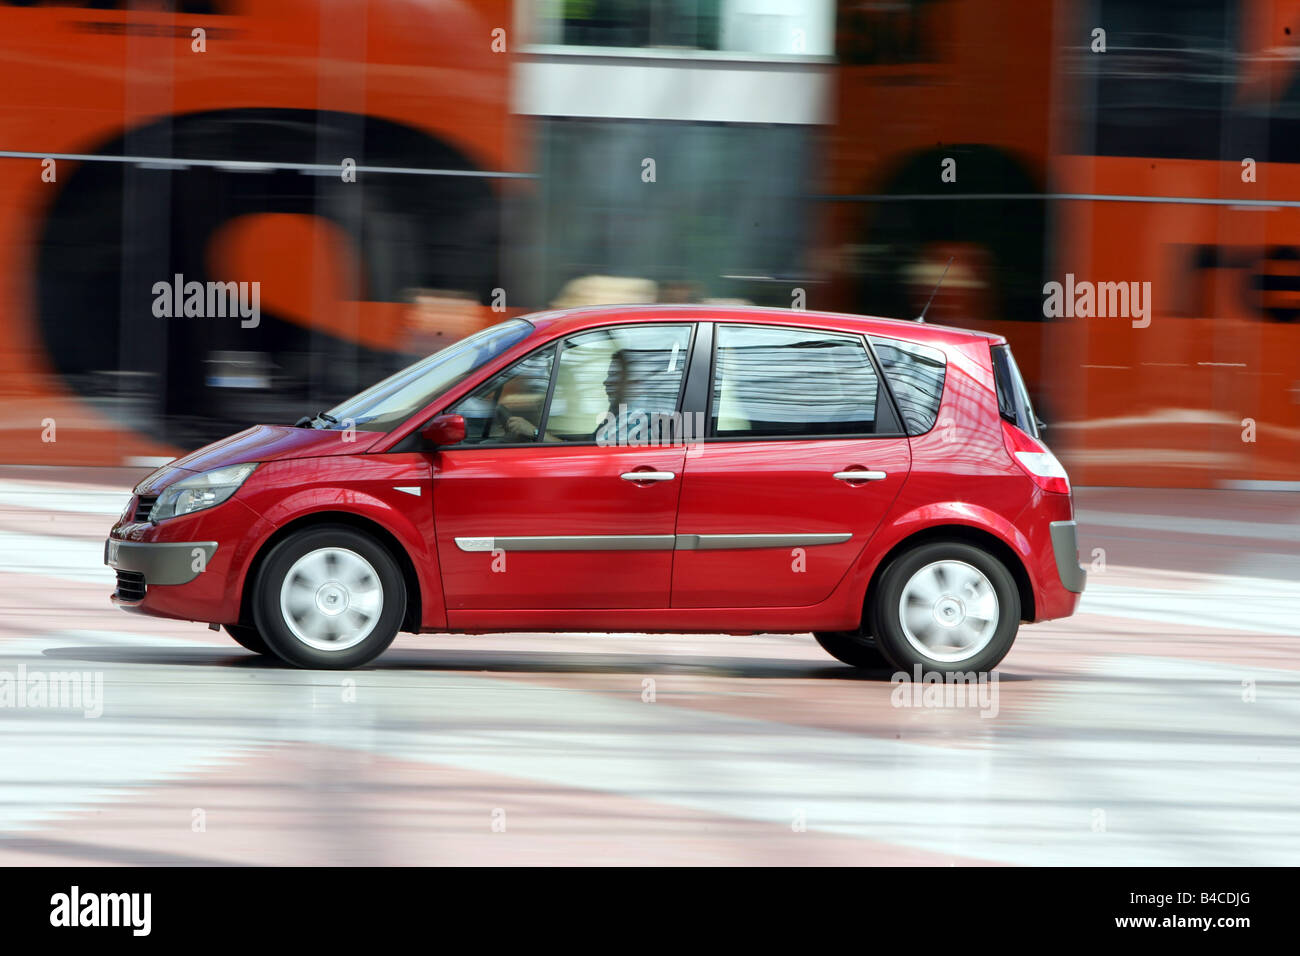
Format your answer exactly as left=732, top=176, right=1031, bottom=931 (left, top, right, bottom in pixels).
left=105, top=306, right=1084, bottom=672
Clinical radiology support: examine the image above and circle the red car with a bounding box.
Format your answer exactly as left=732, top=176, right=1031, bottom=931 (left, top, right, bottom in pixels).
left=105, top=305, right=1084, bottom=672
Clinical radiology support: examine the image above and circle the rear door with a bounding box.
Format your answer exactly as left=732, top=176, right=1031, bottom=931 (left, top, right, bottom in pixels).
left=671, top=323, right=912, bottom=608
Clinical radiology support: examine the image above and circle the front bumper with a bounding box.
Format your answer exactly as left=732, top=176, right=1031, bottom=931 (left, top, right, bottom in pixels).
left=105, top=538, right=218, bottom=605
left=1048, top=520, right=1087, bottom=594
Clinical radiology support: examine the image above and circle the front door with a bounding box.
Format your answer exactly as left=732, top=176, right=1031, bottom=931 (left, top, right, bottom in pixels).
left=433, top=322, right=696, bottom=610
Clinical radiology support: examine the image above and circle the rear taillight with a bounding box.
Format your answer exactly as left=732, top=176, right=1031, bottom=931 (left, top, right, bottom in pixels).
left=1001, top=419, right=1070, bottom=494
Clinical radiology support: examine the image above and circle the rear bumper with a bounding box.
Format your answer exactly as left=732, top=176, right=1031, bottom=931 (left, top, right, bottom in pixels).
left=1049, top=520, right=1086, bottom=594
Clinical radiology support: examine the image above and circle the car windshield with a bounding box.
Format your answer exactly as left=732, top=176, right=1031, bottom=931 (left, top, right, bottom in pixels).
left=321, top=319, right=534, bottom=432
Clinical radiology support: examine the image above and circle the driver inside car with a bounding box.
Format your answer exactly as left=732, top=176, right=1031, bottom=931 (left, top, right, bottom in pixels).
left=499, top=348, right=641, bottom=444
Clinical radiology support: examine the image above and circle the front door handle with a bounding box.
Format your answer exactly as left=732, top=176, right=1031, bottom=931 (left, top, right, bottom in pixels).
left=833, top=469, right=887, bottom=482
left=621, top=471, right=676, bottom=482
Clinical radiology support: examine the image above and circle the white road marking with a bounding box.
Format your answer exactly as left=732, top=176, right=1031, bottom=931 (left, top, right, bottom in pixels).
left=0, top=480, right=129, bottom=517
left=1079, top=574, right=1300, bottom=636
left=1078, top=508, right=1300, bottom=543
left=0, top=530, right=113, bottom=585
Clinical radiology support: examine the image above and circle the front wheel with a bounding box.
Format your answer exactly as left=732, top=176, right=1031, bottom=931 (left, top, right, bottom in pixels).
left=253, top=526, right=406, bottom=669
left=870, top=542, right=1020, bottom=674
left=224, top=623, right=275, bottom=657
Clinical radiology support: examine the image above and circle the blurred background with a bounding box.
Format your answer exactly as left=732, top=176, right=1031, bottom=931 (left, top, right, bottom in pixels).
left=0, top=0, right=1297, bottom=487
left=2, top=1, right=1300, bottom=869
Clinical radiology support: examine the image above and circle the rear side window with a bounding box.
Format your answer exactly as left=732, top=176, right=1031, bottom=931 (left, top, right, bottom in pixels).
left=869, top=336, right=947, bottom=435
left=990, top=343, right=1039, bottom=438
left=710, top=325, right=880, bottom=438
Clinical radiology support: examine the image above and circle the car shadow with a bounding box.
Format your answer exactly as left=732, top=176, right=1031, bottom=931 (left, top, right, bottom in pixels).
left=39, top=644, right=295, bottom=669
left=39, top=643, right=1034, bottom=682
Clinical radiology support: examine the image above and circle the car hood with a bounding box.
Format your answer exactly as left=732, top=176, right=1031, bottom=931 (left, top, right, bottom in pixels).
left=134, top=424, right=384, bottom=495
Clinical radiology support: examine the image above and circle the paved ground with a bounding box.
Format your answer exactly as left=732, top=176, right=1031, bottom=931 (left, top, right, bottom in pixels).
left=0, top=468, right=1296, bottom=865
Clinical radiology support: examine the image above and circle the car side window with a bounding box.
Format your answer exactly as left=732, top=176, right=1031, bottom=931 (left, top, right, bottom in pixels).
left=542, top=324, right=693, bottom=444
left=447, top=344, right=556, bottom=444
left=710, top=325, right=879, bottom=438
left=869, top=336, right=947, bottom=435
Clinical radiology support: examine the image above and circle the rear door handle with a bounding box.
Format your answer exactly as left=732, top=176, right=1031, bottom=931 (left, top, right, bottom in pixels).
left=621, top=471, right=676, bottom=482
left=833, top=470, right=887, bottom=482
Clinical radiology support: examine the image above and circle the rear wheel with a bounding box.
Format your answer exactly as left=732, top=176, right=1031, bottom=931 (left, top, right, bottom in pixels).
left=224, top=623, right=274, bottom=656
left=870, top=541, right=1020, bottom=674
left=254, top=526, right=406, bottom=669
left=813, top=629, right=891, bottom=669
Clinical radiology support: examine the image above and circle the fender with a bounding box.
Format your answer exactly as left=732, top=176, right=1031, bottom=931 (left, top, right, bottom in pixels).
left=232, top=455, right=446, bottom=629
left=839, top=499, right=1036, bottom=605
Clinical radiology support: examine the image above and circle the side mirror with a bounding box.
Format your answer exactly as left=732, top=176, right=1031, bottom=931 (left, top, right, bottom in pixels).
left=421, top=413, right=465, bottom=447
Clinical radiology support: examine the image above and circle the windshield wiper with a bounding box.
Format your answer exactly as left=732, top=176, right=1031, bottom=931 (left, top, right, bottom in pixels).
left=293, top=411, right=340, bottom=428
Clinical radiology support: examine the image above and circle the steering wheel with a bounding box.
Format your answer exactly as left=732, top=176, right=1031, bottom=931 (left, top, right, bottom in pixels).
left=494, top=403, right=536, bottom=440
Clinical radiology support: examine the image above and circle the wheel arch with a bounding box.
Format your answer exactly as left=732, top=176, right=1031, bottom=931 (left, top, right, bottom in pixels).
left=238, top=510, right=424, bottom=633
left=861, top=524, right=1036, bottom=626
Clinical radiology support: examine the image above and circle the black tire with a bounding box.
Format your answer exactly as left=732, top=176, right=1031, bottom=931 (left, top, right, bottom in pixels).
left=870, top=541, right=1020, bottom=674
left=813, top=630, right=892, bottom=669
left=224, top=623, right=275, bottom=657
left=253, top=526, right=406, bottom=670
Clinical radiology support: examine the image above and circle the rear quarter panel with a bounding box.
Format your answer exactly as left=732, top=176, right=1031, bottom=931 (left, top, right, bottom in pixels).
left=840, top=334, right=1055, bottom=617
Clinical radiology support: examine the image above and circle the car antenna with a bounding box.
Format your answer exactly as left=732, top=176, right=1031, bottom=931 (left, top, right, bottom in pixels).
left=916, top=256, right=954, bottom=323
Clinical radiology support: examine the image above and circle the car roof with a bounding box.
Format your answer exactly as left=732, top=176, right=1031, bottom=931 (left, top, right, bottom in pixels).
left=521, top=303, right=1007, bottom=348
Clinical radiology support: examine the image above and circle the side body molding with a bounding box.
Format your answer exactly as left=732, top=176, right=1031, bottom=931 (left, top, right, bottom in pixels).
left=454, top=533, right=854, bottom=552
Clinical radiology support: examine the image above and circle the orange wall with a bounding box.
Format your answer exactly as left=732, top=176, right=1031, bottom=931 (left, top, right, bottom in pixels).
left=0, top=0, right=512, bottom=464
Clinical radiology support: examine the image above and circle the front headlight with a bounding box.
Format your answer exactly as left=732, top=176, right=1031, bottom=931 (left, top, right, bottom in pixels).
left=151, top=463, right=257, bottom=522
